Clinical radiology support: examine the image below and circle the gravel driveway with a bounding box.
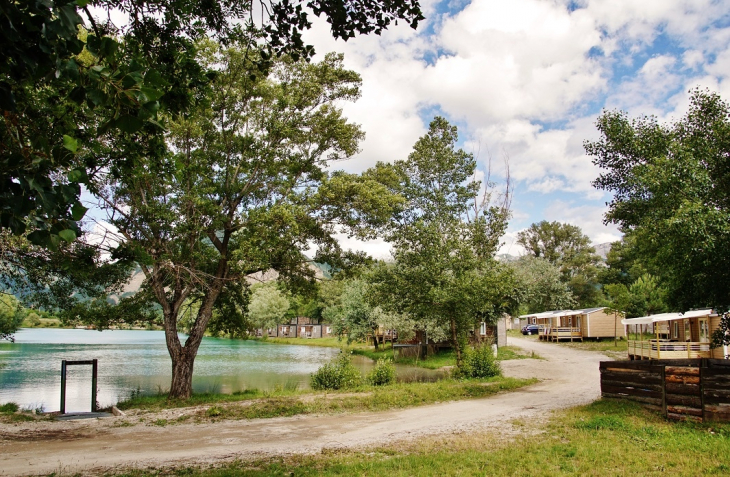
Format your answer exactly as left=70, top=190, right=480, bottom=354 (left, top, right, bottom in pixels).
left=0, top=336, right=610, bottom=476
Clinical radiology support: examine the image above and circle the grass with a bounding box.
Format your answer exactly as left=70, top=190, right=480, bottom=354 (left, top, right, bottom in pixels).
left=118, top=399, right=730, bottom=476
left=21, top=316, right=63, bottom=328
left=560, top=338, right=628, bottom=358
left=116, top=388, right=265, bottom=411
left=116, top=377, right=536, bottom=421
left=0, top=401, right=50, bottom=423
left=258, top=336, right=346, bottom=348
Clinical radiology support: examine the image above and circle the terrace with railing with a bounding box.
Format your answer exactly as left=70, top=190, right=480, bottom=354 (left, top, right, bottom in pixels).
left=627, top=339, right=712, bottom=360
left=540, top=326, right=582, bottom=342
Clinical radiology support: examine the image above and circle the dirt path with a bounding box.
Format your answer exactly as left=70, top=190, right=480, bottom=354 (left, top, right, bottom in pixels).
left=0, top=337, right=610, bottom=476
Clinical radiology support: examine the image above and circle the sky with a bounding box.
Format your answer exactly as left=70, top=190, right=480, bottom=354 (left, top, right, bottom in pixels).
left=295, top=0, right=730, bottom=258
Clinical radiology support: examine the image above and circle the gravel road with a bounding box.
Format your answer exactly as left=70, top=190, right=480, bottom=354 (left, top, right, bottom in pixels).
left=0, top=337, right=610, bottom=476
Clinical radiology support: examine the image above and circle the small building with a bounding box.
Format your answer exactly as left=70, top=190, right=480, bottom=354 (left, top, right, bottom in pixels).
left=520, top=307, right=626, bottom=342
left=373, top=326, right=398, bottom=345
left=278, top=323, right=297, bottom=337
left=474, top=316, right=508, bottom=347
left=622, top=309, right=726, bottom=360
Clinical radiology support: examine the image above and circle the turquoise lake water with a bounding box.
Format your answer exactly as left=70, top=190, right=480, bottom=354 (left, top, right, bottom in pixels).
left=0, top=329, right=445, bottom=413
left=0, top=328, right=340, bottom=412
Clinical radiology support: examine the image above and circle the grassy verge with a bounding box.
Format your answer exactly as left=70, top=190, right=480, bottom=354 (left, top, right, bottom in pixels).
left=258, top=336, right=347, bottom=348
left=116, top=377, right=536, bottom=421
left=560, top=338, right=628, bottom=359
left=122, top=399, right=730, bottom=476
left=0, top=402, right=50, bottom=423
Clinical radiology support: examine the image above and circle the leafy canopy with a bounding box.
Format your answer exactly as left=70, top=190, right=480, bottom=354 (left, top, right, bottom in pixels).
left=369, top=117, right=514, bottom=365
left=516, top=220, right=602, bottom=307
left=0, top=0, right=423, bottom=247
left=588, top=88, right=730, bottom=310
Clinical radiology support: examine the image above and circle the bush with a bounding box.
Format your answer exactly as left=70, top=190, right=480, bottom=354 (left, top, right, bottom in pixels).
left=367, top=358, right=396, bottom=386
left=456, top=343, right=501, bottom=379
left=310, top=352, right=363, bottom=390
left=0, top=402, right=19, bottom=414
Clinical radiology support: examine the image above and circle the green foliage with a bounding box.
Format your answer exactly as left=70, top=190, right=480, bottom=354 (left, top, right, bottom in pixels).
left=369, top=117, right=515, bottom=365
left=517, top=220, right=602, bottom=308
left=509, top=255, right=575, bottom=313
left=455, top=343, right=501, bottom=379
left=0, top=402, right=19, bottom=414
left=323, top=278, right=399, bottom=349
left=588, top=88, right=730, bottom=310
left=248, top=283, right=290, bottom=331
left=367, top=358, right=396, bottom=386
left=310, top=352, right=363, bottom=390
left=0, top=294, right=25, bottom=341
left=711, top=312, right=730, bottom=355
left=0, top=1, right=423, bottom=246
left=599, top=236, right=649, bottom=287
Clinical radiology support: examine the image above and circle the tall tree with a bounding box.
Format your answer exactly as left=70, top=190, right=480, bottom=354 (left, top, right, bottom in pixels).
left=325, top=278, right=387, bottom=349
left=370, top=117, right=514, bottom=366
left=516, top=221, right=602, bottom=307
left=248, top=283, right=290, bottom=332
left=0, top=0, right=424, bottom=246
left=509, top=255, right=575, bottom=313
left=588, top=88, right=730, bottom=310
left=77, top=47, right=397, bottom=398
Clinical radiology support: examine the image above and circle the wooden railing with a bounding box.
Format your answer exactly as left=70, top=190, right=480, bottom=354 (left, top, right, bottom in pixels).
left=627, top=340, right=712, bottom=359
left=541, top=327, right=582, bottom=341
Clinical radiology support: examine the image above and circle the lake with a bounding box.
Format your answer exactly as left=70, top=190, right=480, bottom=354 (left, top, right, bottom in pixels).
left=0, top=328, right=444, bottom=412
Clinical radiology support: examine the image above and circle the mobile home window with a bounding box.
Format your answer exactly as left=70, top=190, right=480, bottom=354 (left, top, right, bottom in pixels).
left=672, top=321, right=679, bottom=339
left=480, top=322, right=486, bottom=335
left=699, top=319, right=709, bottom=342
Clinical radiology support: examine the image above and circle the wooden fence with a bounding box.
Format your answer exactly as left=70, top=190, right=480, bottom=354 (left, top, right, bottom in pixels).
left=600, top=359, right=730, bottom=422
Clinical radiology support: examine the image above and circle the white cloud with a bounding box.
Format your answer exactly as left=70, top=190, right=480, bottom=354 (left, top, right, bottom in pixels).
left=299, top=0, right=730, bottom=258
left=542, top=200, right=622, bottom=245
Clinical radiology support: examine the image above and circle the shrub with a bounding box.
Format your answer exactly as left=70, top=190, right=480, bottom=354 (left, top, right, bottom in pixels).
left=0, top=402, right=19, bottom=414
left=456, top=343, right=501, bottom=379
left=368, top=358, right=396, bottom=386
left=310, top=352, right=362, bottom=390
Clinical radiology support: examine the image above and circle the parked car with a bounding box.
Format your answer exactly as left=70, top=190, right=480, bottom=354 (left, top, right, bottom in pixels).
left=521, top=324, right=539, bottom=335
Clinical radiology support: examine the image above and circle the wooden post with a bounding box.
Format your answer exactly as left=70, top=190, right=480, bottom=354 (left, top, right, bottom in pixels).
left=700, top=359, right=706, bottom=422
left=91, top=359, right=98, bottom=412
left=661, top=364, right=667, bottom=418
left=60, top=359, right=67, bottom=414
left=656, top=324, right=661, bottom=360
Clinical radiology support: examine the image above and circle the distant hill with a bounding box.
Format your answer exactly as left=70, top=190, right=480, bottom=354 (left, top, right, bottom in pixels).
left=593, top=242, right=613, bottom=261
left=496, top=253, right=518, bottom=262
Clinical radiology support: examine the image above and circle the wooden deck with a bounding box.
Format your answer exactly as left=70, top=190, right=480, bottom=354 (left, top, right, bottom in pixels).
left=539, top=327, right=583, bottom=342
left=627, top=340, right=712, bottom=360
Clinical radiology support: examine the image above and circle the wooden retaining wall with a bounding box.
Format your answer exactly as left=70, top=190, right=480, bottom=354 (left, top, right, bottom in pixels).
left=600, top=359, right=730, bottom=422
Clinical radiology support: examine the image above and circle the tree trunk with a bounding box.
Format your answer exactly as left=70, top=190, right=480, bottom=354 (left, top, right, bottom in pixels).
left=169, top=348, right=196, bottom=399
left=450, top=317, right=462, bottom=367
left=164, top=284, right=224, bottom=399
left=372, top=331, right=379, bottom=350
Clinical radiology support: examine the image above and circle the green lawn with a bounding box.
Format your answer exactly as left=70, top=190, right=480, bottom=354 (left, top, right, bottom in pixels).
left=113, top=376, right=535, bottom=422
left=560, top=338, right=628, bottom=359
left=120, top=399, right=730, bottom=476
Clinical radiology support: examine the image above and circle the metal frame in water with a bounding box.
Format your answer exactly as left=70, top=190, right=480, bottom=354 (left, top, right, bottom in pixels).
left=60, top=359, right=98, bottom=414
